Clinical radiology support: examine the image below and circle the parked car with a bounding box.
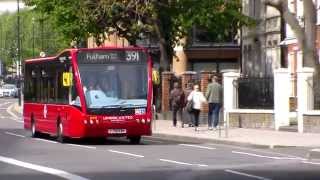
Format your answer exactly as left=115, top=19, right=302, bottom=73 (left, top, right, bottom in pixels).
left=1, top=84, right=18, bottom=98
left=0, top=88, right=3, bottom=97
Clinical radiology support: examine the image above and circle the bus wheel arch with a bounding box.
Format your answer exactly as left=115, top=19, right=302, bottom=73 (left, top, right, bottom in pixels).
left=31, top=114, right=39, bottom=138
left=128, top=136, right=141, bottom=144
left=56, top=118, right=66, bottom=143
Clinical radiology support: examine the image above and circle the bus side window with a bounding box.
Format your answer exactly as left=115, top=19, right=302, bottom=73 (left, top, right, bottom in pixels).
left=24, top=64, right=36, bottom=102
left=70, top=78, right=81, bottom=107
left=57, top=69, right=69, bottom=104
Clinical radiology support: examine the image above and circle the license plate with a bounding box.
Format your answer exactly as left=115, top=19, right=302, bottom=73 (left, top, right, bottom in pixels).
left=108, top=129, right=127, bottom=134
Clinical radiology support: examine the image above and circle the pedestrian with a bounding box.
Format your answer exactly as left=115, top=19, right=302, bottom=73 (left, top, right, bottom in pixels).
left=187, top=84, right=206, bottom=131
left=169, top=82, right=185, bottom=127
left=205, top=75, right=223, bottom=130
left=183, top=82, right=194, bottom=127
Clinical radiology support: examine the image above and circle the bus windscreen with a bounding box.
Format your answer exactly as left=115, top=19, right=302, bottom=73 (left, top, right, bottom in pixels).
left=76, top=50, right=148, bottom=112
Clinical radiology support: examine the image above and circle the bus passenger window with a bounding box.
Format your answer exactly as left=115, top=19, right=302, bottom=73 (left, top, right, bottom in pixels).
left=70, top=75, right=81, bottom=107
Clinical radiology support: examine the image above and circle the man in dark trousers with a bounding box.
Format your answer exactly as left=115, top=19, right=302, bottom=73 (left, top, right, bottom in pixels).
left=170, top=82, right=185, bottom=127
left=205, top=75, right=222, bottom=130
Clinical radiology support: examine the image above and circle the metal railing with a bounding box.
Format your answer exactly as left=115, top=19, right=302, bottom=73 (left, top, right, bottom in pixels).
left=313, top=76, right=320, bottom=109
left=237, top=77, right=274, bottom=109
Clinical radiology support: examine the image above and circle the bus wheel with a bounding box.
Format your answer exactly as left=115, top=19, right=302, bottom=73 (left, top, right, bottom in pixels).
left=57, top=122, right=66, bottom=143
left=129, top=136, right=141, bottom=144
left=31, top=120, right=39, bottom=138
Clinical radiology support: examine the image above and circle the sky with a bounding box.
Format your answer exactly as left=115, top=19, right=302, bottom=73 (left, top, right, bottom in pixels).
left=0, top=1, right=25, bottom=13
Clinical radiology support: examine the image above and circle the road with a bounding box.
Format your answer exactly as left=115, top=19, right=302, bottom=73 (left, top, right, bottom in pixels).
left=0, top=98, right=320, bottom=180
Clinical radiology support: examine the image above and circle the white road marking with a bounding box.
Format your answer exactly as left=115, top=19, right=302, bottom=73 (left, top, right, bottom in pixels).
left=108, top=149, right=144, bottom=158
left=159, top=159, right=208, bottom=167
left=311, top=148, right=320, bottom=152
left=35, top=138, right=58, bottom=144
left=9, top=117, right=23, bottom=123
left=302, top=161, right=320, bottom=165
left=0, top=155, right=90, bottom=180
left=196, top=164, right=209, bottom=167
left=225, top=169, right=272, bottom=180
left=66, top=144, right=96, bottom=149
left=232, top=151, right=306, bottom=161
left=0, top=116, right=12, bottom=118
left=207, top=143, right=307, bottom=160
left=5, top=132, right=26, bottom=138
left=6, top=104, right=19, bottom=119
left=179, top=144, right=216, bottom=150
left=0, top=102, right=11, bottom=107
left=159, top=159, right=193, bottom=166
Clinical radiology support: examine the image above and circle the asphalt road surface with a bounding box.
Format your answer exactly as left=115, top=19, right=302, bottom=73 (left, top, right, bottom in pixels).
left=0, top=98, right=320, bottom=180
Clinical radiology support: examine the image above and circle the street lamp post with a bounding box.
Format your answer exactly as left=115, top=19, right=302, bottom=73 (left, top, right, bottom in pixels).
left=17, top=0, right=22, bottom=106
left=32, top=17, right=35, bottom=58
left=40, top=18, right=44, bottom=52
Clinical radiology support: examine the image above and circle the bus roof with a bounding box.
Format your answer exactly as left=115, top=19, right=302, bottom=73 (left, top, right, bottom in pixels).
left=24, top=46, right=148, bottom=64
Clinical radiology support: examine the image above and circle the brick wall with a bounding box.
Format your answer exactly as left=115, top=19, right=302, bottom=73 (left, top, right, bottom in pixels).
left=304, top=115, right=320, bottom=133
left=229, top=113, right=274, bottom=129
left=200, top=71, right=213, bottom=113
left=181, top=71, right=196, bottom=91
left=161, top=72, right=174, bottom=112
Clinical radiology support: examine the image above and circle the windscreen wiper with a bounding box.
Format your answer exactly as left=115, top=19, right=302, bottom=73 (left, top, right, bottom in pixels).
left=102, top=105, right=121, bottom=109
left=120, top=104, right=146, bottom=108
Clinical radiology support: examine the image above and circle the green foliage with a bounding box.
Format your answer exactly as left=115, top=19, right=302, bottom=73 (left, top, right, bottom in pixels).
left=23, top=0, right=254, bottom=69
left=24, top=0, right=86, bottom=44
left=0, top=9, right=69, bottom=67
left=175, top=0, right=255, bottom=42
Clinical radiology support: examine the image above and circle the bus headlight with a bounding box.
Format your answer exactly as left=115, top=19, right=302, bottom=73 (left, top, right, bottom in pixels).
left=84, top=120, right=88, bottom=124
left=90, top=120, right=94, bottom=124
left=141, top=119, right=146, bottom=124
left=96, top=120, right=99, bottom=124
left=147, top=118, right=151, bottom=123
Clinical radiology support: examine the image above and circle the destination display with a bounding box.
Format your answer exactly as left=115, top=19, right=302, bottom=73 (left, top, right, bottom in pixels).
left=77, top=50, right=147, bottom=64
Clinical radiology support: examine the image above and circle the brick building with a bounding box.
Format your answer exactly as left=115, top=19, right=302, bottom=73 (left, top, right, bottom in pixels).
left=280, top=0, right=320, bottom=97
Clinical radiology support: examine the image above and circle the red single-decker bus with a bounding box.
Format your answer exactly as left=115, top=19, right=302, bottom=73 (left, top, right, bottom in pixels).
left=23, top=47, right=153, bottom=144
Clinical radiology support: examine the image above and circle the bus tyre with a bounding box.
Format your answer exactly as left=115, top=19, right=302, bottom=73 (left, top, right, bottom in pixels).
left=57, top=122, right=66, bottom=143
left=129, top=136, right=141, bottom=144
left=31, top=120, right=39, bottom=138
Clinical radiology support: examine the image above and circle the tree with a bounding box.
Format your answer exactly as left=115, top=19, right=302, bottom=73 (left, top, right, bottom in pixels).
left=24, top=0, right=87, bottom=46
left=265, top=0, right=317, bottom=71
left=0, top=10, right=68, bottom=67
left=81, top=0, right=253, bottom=70
left=24, top=0, right=253, bottom=71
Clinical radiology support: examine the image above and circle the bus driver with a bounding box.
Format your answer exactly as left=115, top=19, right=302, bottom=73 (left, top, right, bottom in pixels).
left=100, top=78, right=116, bottom=98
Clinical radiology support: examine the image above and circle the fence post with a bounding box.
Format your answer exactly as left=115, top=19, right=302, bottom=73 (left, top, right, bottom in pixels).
left=297, top=68, right=314, bottom=133
left=274, top=69, right=291, bottom=130
left=222, top=71, right=240, bottom=138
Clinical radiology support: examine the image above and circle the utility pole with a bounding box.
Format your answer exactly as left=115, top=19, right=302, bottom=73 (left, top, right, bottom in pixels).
left=17, top=0, right=21, bottom=106
left=32, top=17, right=35, bottom=58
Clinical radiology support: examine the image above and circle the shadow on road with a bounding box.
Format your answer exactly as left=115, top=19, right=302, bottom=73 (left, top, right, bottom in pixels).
left=1, top=128, right=192, bottom=146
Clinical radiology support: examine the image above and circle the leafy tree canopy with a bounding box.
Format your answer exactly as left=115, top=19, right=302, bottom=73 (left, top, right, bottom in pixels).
left=24, top=0, right=254, bottom=70
left=0, top=9, right=68, bottom=67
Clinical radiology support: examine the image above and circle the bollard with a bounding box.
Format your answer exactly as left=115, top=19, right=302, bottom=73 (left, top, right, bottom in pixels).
left=225, top=111, right=229, bottom=138
left=219, top=122, right=221, bottom=138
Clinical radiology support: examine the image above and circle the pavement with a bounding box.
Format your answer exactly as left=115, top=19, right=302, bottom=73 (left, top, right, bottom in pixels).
left=152, top=120, right=320, bottom=148
left=12, top=103, right=320, bottom=148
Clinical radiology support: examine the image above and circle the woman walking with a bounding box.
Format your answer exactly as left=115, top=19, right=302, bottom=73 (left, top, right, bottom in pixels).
left=183, top=82, right=193, bottom=127
left=187, top=84, right=206, bottom=131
